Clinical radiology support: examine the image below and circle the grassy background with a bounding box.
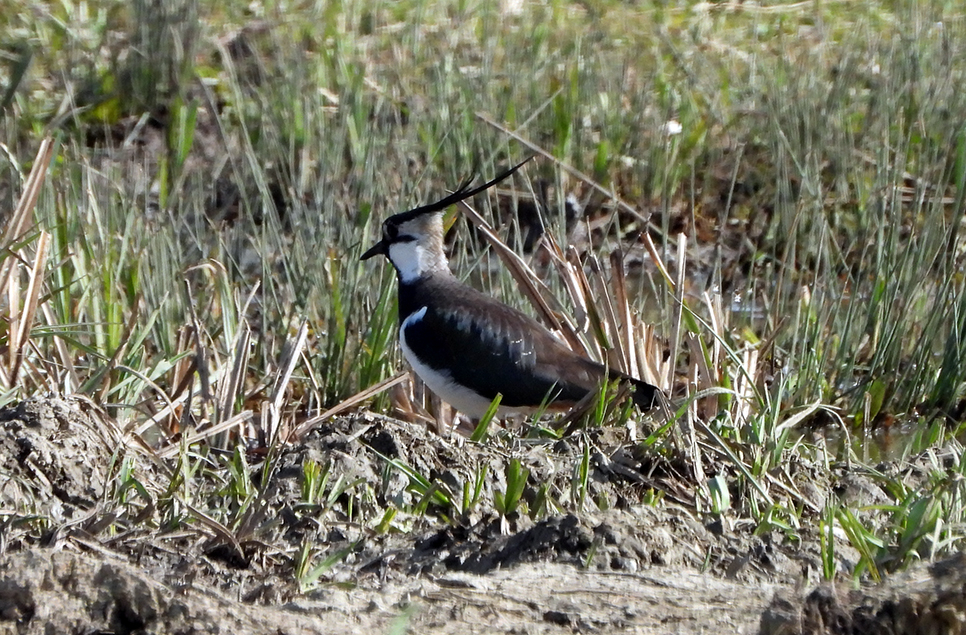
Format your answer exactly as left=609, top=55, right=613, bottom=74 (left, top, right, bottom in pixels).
left=2, top=0, right=966, bottom=583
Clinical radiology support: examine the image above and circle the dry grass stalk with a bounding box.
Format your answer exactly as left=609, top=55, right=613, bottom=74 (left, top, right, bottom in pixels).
left=458, top=198, right=588, bottom=354
left=1, top=138, right=56, bottom=389
left=156, top=410, right=255, bottom=459
left=218, top=319, right=252, bottom=425
left=8, top=231, right=49, bottom=385
left=289, top=372, right=409, bottom=441
left=610, top=250, right=639, bottom=380
left=266, top=320, right=308, bottom=444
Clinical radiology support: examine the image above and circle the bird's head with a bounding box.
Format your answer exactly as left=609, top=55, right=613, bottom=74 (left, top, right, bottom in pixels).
left=361, top=157, right=533, bottom=283
left=361, top=209, right=448, bottom=283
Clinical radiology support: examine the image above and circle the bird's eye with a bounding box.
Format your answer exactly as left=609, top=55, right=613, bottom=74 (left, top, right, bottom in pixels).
left=384, top=223, right=398, bottom=241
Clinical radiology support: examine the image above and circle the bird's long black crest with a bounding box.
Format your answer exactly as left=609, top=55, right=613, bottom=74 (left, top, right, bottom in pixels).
left=389, top=156, right=534, bottom=224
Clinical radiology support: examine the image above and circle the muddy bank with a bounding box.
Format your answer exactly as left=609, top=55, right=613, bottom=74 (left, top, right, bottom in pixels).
left=0, top=398, right=963, bottom=634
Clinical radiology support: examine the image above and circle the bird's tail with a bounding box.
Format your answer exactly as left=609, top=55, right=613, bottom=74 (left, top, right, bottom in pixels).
left=609, top=370, right=661, bottom=411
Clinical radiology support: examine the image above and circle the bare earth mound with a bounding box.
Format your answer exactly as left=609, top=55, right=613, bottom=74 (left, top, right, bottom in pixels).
left=0, top=398, right=963, bottom=634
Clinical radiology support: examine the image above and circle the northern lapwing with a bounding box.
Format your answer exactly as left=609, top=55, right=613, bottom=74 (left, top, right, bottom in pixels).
left=361, top=158, right=661, bottom=419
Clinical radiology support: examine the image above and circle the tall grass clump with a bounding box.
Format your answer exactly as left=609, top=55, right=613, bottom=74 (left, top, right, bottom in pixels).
left=764, top=22, right=966, bottom=423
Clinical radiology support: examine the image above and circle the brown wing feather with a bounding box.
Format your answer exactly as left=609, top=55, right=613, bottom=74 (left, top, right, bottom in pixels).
left=400, top=274, right=659, bottom=411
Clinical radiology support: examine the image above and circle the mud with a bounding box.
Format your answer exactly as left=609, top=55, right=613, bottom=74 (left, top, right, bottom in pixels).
left=0, top=398, right=963, bottom=634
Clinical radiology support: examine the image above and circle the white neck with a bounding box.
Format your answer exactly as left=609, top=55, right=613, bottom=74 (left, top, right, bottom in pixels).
left=388, top=240, right=449, bottom=283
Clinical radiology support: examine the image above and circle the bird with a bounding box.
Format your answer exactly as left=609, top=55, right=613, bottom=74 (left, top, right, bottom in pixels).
left=360, top=157, right=661, bottom=420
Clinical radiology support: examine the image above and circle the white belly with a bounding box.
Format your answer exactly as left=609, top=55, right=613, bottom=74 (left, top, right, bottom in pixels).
left=399, top=307, right=522, bottom=419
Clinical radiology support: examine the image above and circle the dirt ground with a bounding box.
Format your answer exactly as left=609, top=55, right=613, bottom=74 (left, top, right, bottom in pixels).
left=0, top=398, right=963, bottom=635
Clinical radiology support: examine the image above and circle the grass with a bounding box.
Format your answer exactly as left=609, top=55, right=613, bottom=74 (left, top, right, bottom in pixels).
left=1, top=0, right=966, bottom=590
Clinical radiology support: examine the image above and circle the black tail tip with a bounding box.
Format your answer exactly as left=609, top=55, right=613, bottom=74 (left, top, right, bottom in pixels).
left=629, top=378, right=661, bottom=411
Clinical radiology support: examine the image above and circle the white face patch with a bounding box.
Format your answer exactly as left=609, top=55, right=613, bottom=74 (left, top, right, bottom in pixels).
left=388, top=241, right=427, bottom=283
left=388, top=240, right=447, bottom=283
